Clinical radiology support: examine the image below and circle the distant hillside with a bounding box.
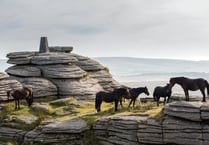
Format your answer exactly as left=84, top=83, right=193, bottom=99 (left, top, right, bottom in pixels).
left=94, top=57, right=209, bottom=82
left=0, top=59, right=11, bottom=72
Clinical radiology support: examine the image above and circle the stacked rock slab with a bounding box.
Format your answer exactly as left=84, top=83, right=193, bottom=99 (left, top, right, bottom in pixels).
left=5, top=37, right=120, bottom=99
left=0, top=72, right=22, bottom=101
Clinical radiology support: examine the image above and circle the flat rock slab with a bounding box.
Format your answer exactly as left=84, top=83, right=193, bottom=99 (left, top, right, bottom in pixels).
left=7, top=51, right=36, bottom=65
left=72, top=54, right=105, bottom=71
left=31, top=53, right=77, bottom=65
left=163, top=116, right=202, bottom=145
left=6, top=65, right=41, bottom=77
left=6, top=51, right=36, bottom=59
left=164, top=101, right=202, bottom=121
left=39, top=64, right=86, bottom=79
left=25, top=119, right=88, bottom=144
left=49, top=46, right=73, bottom=53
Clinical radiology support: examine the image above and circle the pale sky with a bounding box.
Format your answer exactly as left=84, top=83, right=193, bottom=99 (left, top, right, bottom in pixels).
left=1, top=0, right=209, bottom=60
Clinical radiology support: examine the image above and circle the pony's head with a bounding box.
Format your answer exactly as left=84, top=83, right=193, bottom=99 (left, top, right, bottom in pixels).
left=144, top=86, right=150, bottom=96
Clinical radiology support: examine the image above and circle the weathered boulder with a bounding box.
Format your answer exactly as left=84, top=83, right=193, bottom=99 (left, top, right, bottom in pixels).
left=163, top=116, right=202, bottom=145
left=51, top=77, right=103, bottom=99
left=89, top=70, right=121, bottom=91
left=0, top=127, right=26, bottom=141
left=6, top=65, right=41, bottom=77
left=10, top=77, right=57, bottom=98
left=25, top=119, right=89, bottom=144
left=164, top=101, right=202, bottom=121
left=6, top=51, right=36, bottom=65
left=137, top=118, right=163, bottom=144
left=200, top=104, right=209, bottom=120
left=38, top=64, right=87, bottom=79
left=31, top=53, right=77, bottom=65
left=72, top=54, right=105, bottom=71
left=49, top=46, right=73, bottom=53
left=93, top=116, right=147, bottom=145
left=0, top=72, right=9, bottom=80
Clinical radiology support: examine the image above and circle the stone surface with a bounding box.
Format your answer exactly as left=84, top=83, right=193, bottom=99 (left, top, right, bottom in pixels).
left=93, top=116, right=148, bottom=145
left=10, top=76, right=57, bottom=98
left=6, top=65, right=41, bottom=77
left=0, top=72, right=9, bottom=80
left=89, top=70, right=121, bottom=91
left=25, top=119, right=88, bottom=144
left=51, top=77, right=103, bottom=99
left=164, top=101, right=202, bottom=121
left=72, top=54, right=105, bottom=71
left=0, top=127, right=26, bottom=141
left=163, top=116, right=202, bottom=145
left=38, top=64, right=86, bottom=79
left=137, top=118, right=163, bottom=144
left=31, top=53, right=77, bottom=65
left=49, top=46, right=73, bottom=53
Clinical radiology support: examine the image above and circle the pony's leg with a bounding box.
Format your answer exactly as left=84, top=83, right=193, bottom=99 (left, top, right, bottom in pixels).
left=15, top=100, right=17, bottom=110
left=120, top=98, right=123, bottom=108
left=17, top=99, right=20, bottom=110
left=157, top=97, right=160, bottom=106
left=184, top=89, right=189, bottom=101
left=115, top=100, right=119, bottom=112
left=167, top=96, right=170, bottom=103
left=164, top=97, right=166, bottom=105
left=133, top=98, right=136, bottom=107
left=128, top=99, right=133, bottom=108
left=200, top=89, right=206, bottom=102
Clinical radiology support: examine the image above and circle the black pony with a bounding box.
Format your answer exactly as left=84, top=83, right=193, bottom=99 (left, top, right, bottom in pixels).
left=124, top=87, right=150, bottom=108
left=169, top=77, right=209, bottom=102
left=7, top=87, right=33, bottom=110
left=153, top=83, right=172, bottom=106
left=95, top=87, right=130, bottom=112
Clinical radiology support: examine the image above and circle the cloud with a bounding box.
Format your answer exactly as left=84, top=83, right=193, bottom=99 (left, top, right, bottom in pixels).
left=0, top=0, right=209, bottom=60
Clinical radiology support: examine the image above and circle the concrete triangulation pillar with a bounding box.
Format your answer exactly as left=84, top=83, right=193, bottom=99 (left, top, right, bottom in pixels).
left=39, top=37, right=49, bottom=53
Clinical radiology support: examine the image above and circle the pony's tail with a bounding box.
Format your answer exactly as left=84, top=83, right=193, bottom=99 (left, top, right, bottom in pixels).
left=95, top=93, right=102, bottom=112
left=205, top=80, right=209, bottom=96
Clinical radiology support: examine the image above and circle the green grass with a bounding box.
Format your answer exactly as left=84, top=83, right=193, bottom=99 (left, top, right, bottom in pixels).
left=0, top=98, right=164, bottom=130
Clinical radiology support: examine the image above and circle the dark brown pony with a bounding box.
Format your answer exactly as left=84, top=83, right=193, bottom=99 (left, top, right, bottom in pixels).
left=95, top=87, right=130, bottom=112
left=124, top=87, right=150, bottom=108
left=169, top=77, right=209, bottom=102
left=153, top=83, right=172, bottom=106
left=7, top=87, right=33, bottom=110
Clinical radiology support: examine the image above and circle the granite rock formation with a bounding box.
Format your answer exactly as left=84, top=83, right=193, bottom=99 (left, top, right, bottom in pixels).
left=4, top=37, right=120, bottom=100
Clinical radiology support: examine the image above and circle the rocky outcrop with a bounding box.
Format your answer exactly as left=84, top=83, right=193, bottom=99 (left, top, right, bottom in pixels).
left=3, top=37, right=120, bottom=100
left=93, top=101, right=209, bottom=145
left=25, top=119, right=89, bottom=145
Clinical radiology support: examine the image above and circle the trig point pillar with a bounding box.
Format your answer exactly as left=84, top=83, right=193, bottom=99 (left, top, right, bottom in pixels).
left=39, top=37, right=49, bottom=53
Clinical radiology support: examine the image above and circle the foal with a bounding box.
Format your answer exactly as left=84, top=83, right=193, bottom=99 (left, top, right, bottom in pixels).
left=153, top=84, right=171, bottom=106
